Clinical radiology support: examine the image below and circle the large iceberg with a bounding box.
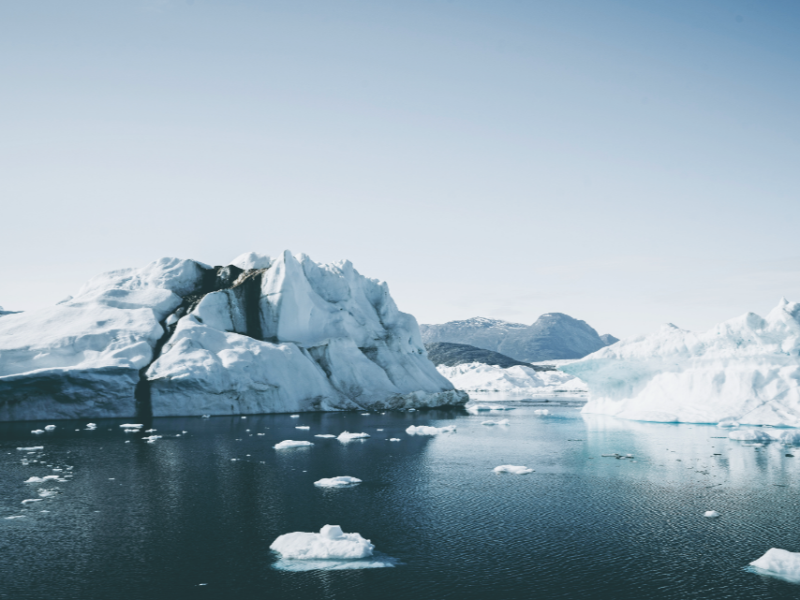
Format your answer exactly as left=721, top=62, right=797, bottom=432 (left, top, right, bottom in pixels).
left=749, top=548, right=800, bottom=583
left=437, top=362, right=586, bottom=397
left=0, top=251, right=467, bottom=421
left=562, top=299, right=800, bottom=427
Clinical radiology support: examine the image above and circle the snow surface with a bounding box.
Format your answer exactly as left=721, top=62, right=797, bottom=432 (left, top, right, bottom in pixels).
left=0, top=252, right=467, bottom=420
left=438, top=362, right=585, bottom=398
left=274, top=440, right=314, bottom=450
left=493, top=465, right=533, bottom=474
left=405, top=425, right=456, bottom=436
left=270, top=525, right=374, bottom=560
left=313, top=476, right=362, bottom=488
left=563, top=299, right=800, bottom=427
left=750, top=548, right=800, bottom=583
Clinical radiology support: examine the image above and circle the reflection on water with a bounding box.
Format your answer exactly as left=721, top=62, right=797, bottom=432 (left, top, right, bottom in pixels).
left=2, top=403, right=800, bottom=599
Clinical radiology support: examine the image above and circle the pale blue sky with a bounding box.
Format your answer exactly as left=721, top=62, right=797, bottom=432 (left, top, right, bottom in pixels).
left=1, top=0, right=799, bottom=338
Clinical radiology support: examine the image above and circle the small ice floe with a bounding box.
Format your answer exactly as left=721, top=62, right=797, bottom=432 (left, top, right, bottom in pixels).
left=493, top=465, right=534, bottom=475
left=533, top=409, right=550, bottom=416
left=145, top=428, right=157, bottom=433
left=405, top=425, right=456, bottom=436
left=143, top=435, right=162, bottom=443
left=44, top=425, right=56, bottom=431
left=31, top=429, right=45, bottom=435
left=338, top=432, right=370, bottom=443
left=704, top=511, right=720, bottom=518
left=601, top=453, right=635, bottom=460
left=408, top=408, right=416, bottom=412
left=290, top=415, right=300, bottom=418
left=37, top=489, right=58, bottom=498
left=314, top=476, right=362, bottom=488
left=717, top=418, right=740, bottom=428
left=241, top=416, right=247, bottom=419
left=295, top=426, right=310, bottom=430
left=376, top=428, right=384, bottom=432
left=729, top=429, right=773, bottom=442
left=270, top=525, right=396, bottom=571
left=123, top=429, right=140, bottom=433
left=202, top=415, right=210, bottom=419
left=389, top=438, right=401, bottom=442
left=728, top=428, right=800, bottom=445
left=120, top=424, right=143, bottom=429
left=5, top=515, right=25, bottom=520
left=466, top=404, right=514, bottom=414
left=274, top=440, right=314, bottom=450
left=314, top=434, right=336, bottom=438
left=17, top=447, right=43, bottom=451
left=361, top=413, right=370, bottom=416
left=21, top=498, right=43, bottom=504
left=749, top=548, right=800, bottom=583
left=257, top=433, right=266, bottom=436
left=85, top=423, right=97, bottom=430
left=481, top=419, right=510, bottom=426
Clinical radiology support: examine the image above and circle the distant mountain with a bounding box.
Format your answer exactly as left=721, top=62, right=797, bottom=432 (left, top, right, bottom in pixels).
left=420, top=313, right=617, bottom=363
left=425, top=342, right=555, bottom=370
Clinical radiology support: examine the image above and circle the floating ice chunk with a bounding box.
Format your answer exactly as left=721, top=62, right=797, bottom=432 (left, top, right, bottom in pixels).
left=467, top=404, right=515, bottom=414
left=376, top=428, right=384, bottom=431
left=202, top=415, right=210, bottom=419
left=143, top=435, right=162, bottom=443
left=481, top=419, right=510, bottom=426
left=729, top=429, right=773, bottom=442
left=717, top=419, right=740, bottom=428
left=314, top=434, right=336, bottom=438
left=533, top=409, right=550, bottom=416
left=38, top=489, right=58, bottom=498
left=704, top=511, right=720, bottom=518
left=274, top=440, right=314, bottom=450
left=314, top=476, right=362, bottom=488
left=124, top=428, right=140, bottom=433
left=120, top=424, right=143, bottom=428
left=493, top=465, right=534, bottom=474
left=750, top=548, right=800, bottom=583
left=408, top=408, right=416, bottom=412
left=337, top=432, right=370, bottom=443
left=270, top=525, right=374, bottom=560
left=31, top=429, right=44, bottom=435
left=17, top=446, right=43, bottom=451
left=296, top=426, right=310, bottom=430
left=290, top=415, right=300, bottom=418
left=22, top=498, right=43, bottom=504
left=389, top=438, right=401, bottom=442
left=5, top=515, right=25, bottom=520
left=361, top=413, right=370, bottom=416
left=241, top=416, right=247, bottom=419
left=405, top=425, right=456, bottom=436
left=145, top=428, right=157, bottom=433
left=85, top=423, right=97, bottom=430
left=44, top=425, right=56, bottom=431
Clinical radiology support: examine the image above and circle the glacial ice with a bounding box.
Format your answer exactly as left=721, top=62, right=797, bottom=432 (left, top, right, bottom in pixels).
left=270, top=525, right=374, bottom=560
left=17, top=446, right=43, bottom=451
left=438, top=362, right=586, bottom=398
left=750, top=548, right=800, bottom=583
left=728, top=428, right=800, bottom=445
left=481, top=419, right=510, bottom=426
left=0, top=252, right=467, bottom=421
left=405, top=425, right=456, bottom=436
left=44, top=425, right=56, bottom=431
left=274, top=440, right=314, bottom=449
left=314, top=434, right=336, bottom=438
left=704, top=511, right=720, bottom=518
left=466, top=404, right=515, bottom=414
left=313, top=476, right=362, bottom=488
left=337, top=431, right=370, bottom=443
left=563, top=299, right=800, bottom=427
left=295, top=426, right=310, bottom=430
left=493, top=465, right=533, bottom=474
left=534, top=409, right=550, bottom=416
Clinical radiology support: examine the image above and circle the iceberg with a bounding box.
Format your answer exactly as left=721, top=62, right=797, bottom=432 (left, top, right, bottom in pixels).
left=274, top=440, right=314, bottom=450
left=493, top=465, right=533, bottom=474
left=271, top=525, right=374, bottom=560
left=0, top=252, right=467, bottom=421
left=337, top=431, right=370, bottom=443
left=437, top=362, right=586, bottom=398
left=405, top=425, right=456, bottom=436
left=704, top=511, right=720, bottom=518
left=313, top=476, right=362, bottom=488
left=562, top=299, right=800, bottom=427
left=750, top=548, right=800, bottom=583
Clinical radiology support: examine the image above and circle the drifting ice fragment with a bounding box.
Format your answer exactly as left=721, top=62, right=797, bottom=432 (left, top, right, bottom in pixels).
left=85, top=423, right=97, bottom=430
left=202, top=415, right=210, bottom=419
left=389, top=438, right=401, bottom=442
left=337, top=432, right=370, bottom=443
left=31, top=429, right=44, bottom=435
left=467, top=404, right=514, bottom=414
left=21, top=499, right=43, bottom=504
left=271, top=525, right=374, bottom=560
left=120, top=424, right=143, bottom=428
left=296, top=426, right=310, bottom=430
left=533, top=409, right=550, bottom=416
left=44, top=425, right=56, bottom=431
left=143, top=435, right=162, bottom=443
left=481, top=419, right=510, bottom=426
left=38, top=490, right=58, bottom=498
left=314, top=434, right=336, bottom=438
left=493, top=465, right=534, bottom=475
left=717, top=419, right=740, bottom=428
left=17, top=447, right=43, bottom=451
left=750, top=548, right=800, bottom=583
left=704, top=511, right=720, bottom=518
left=405, top=425, right=456, bottom=436
left=274, top=440, right=314, bottom=449
left=290, top=415, right=300, bottom=418
left=313, top=476, right=362, bottom=488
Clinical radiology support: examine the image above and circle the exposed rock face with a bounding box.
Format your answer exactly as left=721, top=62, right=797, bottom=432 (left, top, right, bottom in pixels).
left=0, top=252, right=466, bottom=421
left=425, top=342, right=554, bottom=370
left=420, top=314, right=616, bottom=362
left=599, top=334, right=619, bottom=346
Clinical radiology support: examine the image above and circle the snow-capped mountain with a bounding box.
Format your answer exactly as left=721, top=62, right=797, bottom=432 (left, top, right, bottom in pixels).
left=0, top=252, right=467, bottom=421
left=562, top=298, right=800, bottom=426
left=420, top=313, right=616, bottom=362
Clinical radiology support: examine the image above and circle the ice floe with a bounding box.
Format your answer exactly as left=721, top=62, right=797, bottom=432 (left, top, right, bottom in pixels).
left=313, top=476, right=362, bottom=488
left=295, top=426, right=310, bottom=430
left=749, top=548, right=800, bottom=583
left=466, top=404, right=514, bottom=414
left=274, top=440, right=314, bottom=450
left=728, top=428, right=800, bottom=444
left=270, top=525, right=376, bottom=564
left=120, top=424, right=143, bottom=428
left=481, top=419, right=510, bottom=426
left=17, top=446, right=43, bottom=451
left=405, top=425, right=456, bottom=436
left=704, top=511, right=720, bottom=518
left=314, top=434, right=336, bottom=438
left=31, top=429, right=44, bottom=435
left=389, top=438, right=401, bottom=442
left=493, top=465, right=534, bottom=474
left=21, top=499, right=43, bottom=504
left=44, top=425, right=56, bottom=431
left=533, top=409, right=550, bottom=416
left=337, top=432, right=370, bottom=443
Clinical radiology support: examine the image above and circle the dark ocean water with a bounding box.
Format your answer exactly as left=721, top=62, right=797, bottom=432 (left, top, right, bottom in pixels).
left=2, top=402, right=800, bottom=600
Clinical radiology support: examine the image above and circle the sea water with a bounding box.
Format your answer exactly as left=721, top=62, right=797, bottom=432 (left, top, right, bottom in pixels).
left=2, top=401, right=800, bottom=599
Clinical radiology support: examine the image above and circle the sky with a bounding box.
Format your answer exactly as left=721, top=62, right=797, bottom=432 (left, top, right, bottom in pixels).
left=1, top=0, right=799, bottom=339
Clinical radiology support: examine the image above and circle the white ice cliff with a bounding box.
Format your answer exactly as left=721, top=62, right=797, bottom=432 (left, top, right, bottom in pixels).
left=562, top=299, right=800, bottom=427
left=0, top=251, right=467, bottom=420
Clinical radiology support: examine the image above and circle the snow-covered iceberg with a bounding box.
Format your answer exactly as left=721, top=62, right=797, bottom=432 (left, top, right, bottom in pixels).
left=313, top=476, right=362, bottom=488
left=437, top=362, right=586, bottom=398
left=562, top=299, right=800, bottom=427
left=749, top=548, right=800, bottom=583
left=0, top=251, right=467, bottom=421
left=271, top=524, right=374, bottom=560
